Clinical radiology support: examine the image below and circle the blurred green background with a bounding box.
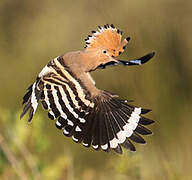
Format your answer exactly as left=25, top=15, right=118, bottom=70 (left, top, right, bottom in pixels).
left=0, top=0, right=191, bottom=179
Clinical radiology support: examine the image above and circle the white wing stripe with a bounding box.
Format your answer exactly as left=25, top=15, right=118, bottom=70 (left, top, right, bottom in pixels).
left=58, top=86, right=86, bottom=122
left=51, top=85, right=68, bottom=119
left=31, top=83, right=38, bottom=115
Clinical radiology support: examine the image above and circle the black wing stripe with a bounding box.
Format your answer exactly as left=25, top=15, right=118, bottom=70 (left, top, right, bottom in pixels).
left=56, top=117, right=68, bottom=130
left=47, top=89, right=60, bottom=118
left=59, top=86, right=86, bottom=123
left=44, top=75, right=91, bottom=127
left=41, top=100, right=48, bottom=110
left=67, top=81, right=88, bottom=112
left=41, top=85, right=55, bottom=117
left=61, top=85, right=86, bottom=117
left=44, top=71, right=89, bottom=117
left=51, top=85, right=68, bottom=121
left=41, top=89, right=56, bottom=120
left=55, top=85, right=88, bottom=138
left=43, top=77, right=90, bottom=138
left=63, top=125, right=74, bottom=137
left=45, top=76, right=87, bottom=113
left=47, top=58, right=68, bottom=81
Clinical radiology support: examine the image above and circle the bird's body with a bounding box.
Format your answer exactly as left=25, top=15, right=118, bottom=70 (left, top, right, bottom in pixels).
left=21, top=24, right=155, bottom=154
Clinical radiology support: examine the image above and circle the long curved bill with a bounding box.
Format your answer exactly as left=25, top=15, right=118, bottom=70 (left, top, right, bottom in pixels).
left=118, top=51, right=155, bottom=66
left=97, top=51, right=155, bottom=69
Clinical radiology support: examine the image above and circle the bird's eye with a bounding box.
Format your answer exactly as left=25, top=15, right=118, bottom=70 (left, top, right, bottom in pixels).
left=103, top=50, right=107, bottom=54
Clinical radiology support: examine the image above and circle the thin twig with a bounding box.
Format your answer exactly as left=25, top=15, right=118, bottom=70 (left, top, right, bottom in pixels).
left=12, top=137, right=41, bottom=180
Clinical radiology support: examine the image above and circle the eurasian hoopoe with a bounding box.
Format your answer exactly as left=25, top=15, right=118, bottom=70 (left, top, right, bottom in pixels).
left=21, top=24, right=155, bottom=154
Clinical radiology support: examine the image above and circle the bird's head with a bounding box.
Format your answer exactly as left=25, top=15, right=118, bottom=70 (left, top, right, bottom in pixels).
left=83, top=24, right=130, bottom=71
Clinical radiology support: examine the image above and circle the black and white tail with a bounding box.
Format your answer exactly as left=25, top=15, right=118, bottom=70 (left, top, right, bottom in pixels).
left=71, top=91, right=154, bottom=154
left=21, top=56, right=154, bottom=154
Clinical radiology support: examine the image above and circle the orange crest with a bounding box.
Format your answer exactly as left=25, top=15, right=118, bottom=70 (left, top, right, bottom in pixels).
left=84, top=24, right=130, bottom=57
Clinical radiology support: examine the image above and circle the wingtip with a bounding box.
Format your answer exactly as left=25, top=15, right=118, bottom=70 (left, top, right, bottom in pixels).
left=113, top=145, right=123, bottom=154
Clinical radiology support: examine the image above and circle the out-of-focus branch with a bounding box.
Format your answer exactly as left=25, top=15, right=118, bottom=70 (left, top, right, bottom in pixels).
left=0, top=134, right=28, bottom=180
left=12, top=137, right=41, bottom=180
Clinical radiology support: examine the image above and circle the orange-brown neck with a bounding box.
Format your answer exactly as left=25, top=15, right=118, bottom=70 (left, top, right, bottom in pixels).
left=62, top=51, right=102, bottom=96
left=63, top=50, right=116, bottom=73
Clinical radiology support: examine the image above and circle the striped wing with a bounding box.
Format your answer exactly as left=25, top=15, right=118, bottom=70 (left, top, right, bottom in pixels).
left=21, top=56, right=154, bottom=154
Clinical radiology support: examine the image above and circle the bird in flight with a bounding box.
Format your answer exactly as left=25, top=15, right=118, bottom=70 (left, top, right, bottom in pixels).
left=21, top=24, right=155, bottom=154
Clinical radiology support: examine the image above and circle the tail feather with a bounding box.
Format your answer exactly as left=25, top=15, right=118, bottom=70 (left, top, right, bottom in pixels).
left=102, top=104, right=116, bottom=152
left=92, top=111, right=101, bottom=150
left=121, top=138, right=136, bottom=151
left=113, top=145, right=123, bottom=154
left=139, top=117, right=154, bottom=125
left=77, top=106, right=96, bottom=145
left=135, top=124, right=152, bottom=135
left=129, top=132, right=146, bottom=144
left=80, top=110, right=97, bottom=146
left=87, top=91, right=154, bottom=153
left=141, top=108, right=152, bottom=114
left=99, top=110, right=110, bottom=151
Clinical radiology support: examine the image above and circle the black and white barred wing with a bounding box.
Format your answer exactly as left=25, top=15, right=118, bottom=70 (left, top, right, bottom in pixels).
left=21, top=56, right=94, bottom=127
left=21, top=56, right=154, bottom=154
